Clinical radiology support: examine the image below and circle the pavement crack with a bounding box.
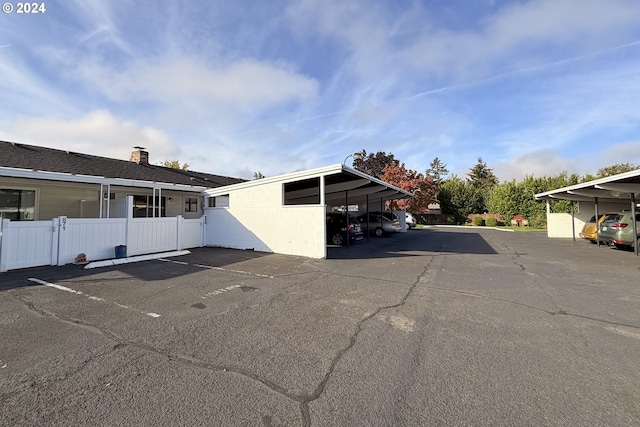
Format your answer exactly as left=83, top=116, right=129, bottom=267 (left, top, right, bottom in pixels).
left=422, top=285, right=640, bottom=330
left=299, top=257, right=436, bottom=426
left=10, top=292, right=307, bottom=415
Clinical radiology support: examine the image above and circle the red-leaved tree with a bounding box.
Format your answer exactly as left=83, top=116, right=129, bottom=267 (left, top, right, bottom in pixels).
left=380, top=163, right=437, bottom=212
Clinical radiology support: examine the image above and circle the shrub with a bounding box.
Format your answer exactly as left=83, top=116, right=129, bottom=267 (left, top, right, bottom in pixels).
left=472, top=216, right=484, bottom=226
left=485, top=217, right=498, bottom=227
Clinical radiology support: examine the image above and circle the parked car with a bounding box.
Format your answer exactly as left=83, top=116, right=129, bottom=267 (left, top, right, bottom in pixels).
left=405, top=213, right=417, bottom=229
left=356, top=213, right=401, bottom=237
left=598, top=210, right=640, bottom=250
left=579, top=213, right=618, bottom=243
left=326, top=212, right=363, bottom=245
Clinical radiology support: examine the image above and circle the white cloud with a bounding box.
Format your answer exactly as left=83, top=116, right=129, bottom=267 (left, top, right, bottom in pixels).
left=493, top=150, right=578, bottom=181
left=0, top=110, right=180, bottom=163
left=75, top=57, right=318, bottom=110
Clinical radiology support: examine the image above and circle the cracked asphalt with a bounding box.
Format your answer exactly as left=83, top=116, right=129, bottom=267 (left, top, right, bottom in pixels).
left=1, top=227, right=640, bottom=426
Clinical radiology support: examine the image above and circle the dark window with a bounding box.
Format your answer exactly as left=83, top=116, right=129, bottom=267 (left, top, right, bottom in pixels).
left=0, top=189, right=35, bottom=221
left=132, top=195, right=166, bottom=218
left=284, top=177, right=320, bottom=205
left=185, top=197, right=198, bottom=212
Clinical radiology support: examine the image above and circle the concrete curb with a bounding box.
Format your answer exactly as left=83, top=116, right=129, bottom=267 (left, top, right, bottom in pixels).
left=421, top=225, right=515, bottom=232
left=84, top=250, right=191, bottom=269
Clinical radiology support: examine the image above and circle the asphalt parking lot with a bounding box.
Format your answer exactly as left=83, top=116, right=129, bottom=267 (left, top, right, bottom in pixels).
left=1, top=227, right=640, bottom=426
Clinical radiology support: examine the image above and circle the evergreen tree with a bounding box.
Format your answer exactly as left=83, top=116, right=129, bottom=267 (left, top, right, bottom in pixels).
left=427, top=157, right=449, bottom=190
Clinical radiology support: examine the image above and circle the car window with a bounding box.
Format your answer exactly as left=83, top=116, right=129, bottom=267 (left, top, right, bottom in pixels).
left=603, top=214, right=622, bottom=222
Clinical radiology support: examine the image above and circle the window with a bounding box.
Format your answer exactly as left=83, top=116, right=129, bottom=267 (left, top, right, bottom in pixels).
left=208, top=195, right=229, bottom=208
left=283, top=177, right=320, bottom=205
left=185, top=197, right=198, bottom=212
left=0, top=189, right=36, bottom=221
left=132, top=195, right=166, bottom=218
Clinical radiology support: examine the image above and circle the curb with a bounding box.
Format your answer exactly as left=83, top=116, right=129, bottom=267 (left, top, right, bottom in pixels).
left=84, top=250, right=191, bottom=269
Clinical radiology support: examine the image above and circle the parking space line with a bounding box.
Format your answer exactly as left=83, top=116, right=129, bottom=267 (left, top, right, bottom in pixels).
left=201, top=284, right=242, bottom=299
left=157, top=258, right=274, bottom=278
left=28, top=278, right=162, bottom=318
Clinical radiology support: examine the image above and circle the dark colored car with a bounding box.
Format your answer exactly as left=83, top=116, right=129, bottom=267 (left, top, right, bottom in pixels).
left=326, top=212, right=363, bottom=245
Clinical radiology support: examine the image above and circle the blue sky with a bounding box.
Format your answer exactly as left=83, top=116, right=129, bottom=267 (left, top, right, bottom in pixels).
left=1, top=0, right=640, bottom=181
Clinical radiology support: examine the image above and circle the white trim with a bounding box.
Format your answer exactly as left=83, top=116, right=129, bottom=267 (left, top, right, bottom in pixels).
left=203, top=163, right=412, bottom=198
left=535, top=168, right=640, bottom=199
left=0, top=166, right=208, bottom=192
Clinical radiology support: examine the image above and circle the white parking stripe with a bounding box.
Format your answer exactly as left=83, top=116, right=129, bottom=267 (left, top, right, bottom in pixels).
left=28, top=278, right=161, bottom=318
left=158, top=258, right=274, bottom=278
left=200, top=284, right=242, bottom=299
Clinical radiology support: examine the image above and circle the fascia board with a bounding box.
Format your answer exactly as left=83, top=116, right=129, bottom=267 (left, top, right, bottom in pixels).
left=0, top=166, right=207, bottom=192
left=535, top=168, right=640, bottom=199
left=204, top=164, right=345, bottom=196
left=203, top=164, right=412, bottom=198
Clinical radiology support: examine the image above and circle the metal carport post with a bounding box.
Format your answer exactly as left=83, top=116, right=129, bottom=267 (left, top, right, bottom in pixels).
left=595, top=197, right=599, bottom=248
left=632, top=193, right=638, bottom=256
left=345, top=190, right=349, bottom=248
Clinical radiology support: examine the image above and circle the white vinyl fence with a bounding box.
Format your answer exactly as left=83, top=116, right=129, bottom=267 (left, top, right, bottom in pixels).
left=0, top=215, right=205, bottom=272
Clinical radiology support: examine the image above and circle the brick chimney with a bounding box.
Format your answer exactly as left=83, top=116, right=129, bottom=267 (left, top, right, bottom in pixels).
left=130, top=146, right=149, bottom=165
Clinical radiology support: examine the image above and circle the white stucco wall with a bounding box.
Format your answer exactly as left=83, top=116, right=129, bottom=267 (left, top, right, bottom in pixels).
left=204, top=180, right=326, bottom=258
left=546, top=213, right=583, bottom=238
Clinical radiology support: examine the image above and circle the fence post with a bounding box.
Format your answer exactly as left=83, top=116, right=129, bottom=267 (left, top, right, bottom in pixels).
left=201, top=215, right=206, bottom=247
left=176, top=215, right=183, bottom=251
left=0, top=218, right=9, bottom=272
left=56, top=216, right=67, bottom=266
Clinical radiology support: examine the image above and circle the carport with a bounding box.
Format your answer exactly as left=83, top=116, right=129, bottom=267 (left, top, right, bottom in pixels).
left=203, top=164, right=412, bottom=258
left=535, top=169, right=640, bottom=255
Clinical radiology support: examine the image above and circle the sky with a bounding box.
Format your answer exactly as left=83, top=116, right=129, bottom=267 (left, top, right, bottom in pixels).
left=1, top=0, right=640, bottom=182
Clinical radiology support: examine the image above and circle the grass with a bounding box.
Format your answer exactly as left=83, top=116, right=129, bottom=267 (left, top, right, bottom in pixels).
left=417, top=224, right=547, bottom=233
left=497, top=226, right=546, bottom=233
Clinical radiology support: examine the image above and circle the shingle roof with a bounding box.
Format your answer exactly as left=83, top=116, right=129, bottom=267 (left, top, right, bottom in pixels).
left=0, top=140, right=246, bottom=188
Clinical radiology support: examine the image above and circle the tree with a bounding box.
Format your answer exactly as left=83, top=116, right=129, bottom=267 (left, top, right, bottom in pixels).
left=352, top=149, right=398, bottom=178
left=160, top=160, right=189, bottom=170
left=466, top=157, right=498, bottom=213
left=596, top=163, right=638, bottom=178
left=253, top=171, right=266, bottom=180
left=438, top=175, right=476, bottom=224
left=487, top=172, right=580, bottom=227
left=380, top=163, right=437, bottom=212
left=427, top=157, right=449, bottom=190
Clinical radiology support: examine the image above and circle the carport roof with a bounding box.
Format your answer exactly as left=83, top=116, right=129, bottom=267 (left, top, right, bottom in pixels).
left=534, top=168, right=640, bottom=203
left=204, top=163, right=413, bottom=205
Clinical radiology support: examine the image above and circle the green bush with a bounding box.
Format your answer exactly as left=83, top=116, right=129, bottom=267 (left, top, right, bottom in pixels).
left=485, top=217, right=498, bottom=227
left=472, top=216, right=484, bottom=226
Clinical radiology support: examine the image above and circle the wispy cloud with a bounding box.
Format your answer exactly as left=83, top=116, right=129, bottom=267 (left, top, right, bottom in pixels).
left=1, top=1, right=639, bottom=180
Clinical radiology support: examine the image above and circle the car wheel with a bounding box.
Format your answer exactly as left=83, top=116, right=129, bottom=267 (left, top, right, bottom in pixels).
left=331, top=233, right=344, bottom=246
left=374, top=227, right=385, bottom=237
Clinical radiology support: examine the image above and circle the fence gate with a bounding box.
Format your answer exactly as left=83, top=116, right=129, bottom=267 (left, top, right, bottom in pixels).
left=0, top=218, right=58, bottom=272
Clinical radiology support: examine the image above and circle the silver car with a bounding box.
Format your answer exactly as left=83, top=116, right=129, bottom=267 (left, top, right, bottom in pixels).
left=598, top=210, right=640, bottom=249
left=356, top=213, right=401, bottom=237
